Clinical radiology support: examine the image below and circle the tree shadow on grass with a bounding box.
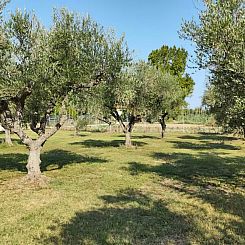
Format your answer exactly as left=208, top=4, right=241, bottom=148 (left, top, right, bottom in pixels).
left=41, top=150, right=107, bottom=171
left=71, top=133, right=88, bottom=137
left=117, top=134, right=159, bottom=140
left=0, top=150, right=107, bottom=173
left=169, top=140, right=240, bottom=150
left=178, top=133, right=238, bottom=141
left=127, top=152, right=245, bottom=220
left=0, top=153, right=27, bottom=172
left=70, top=139, right=147, bottom=148
left=40, top=188, right=193, bottom=245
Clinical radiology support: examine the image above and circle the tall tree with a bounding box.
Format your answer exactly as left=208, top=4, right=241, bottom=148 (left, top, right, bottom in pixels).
left=148, top=44, right=194, bottom=98
left=180, top=0, right=245, bottom=136
left=0, top=9, right=129, bottom=181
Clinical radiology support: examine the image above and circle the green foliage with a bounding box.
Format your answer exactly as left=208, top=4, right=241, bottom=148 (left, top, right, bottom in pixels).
left=76, top=116, right=90, bottom=131
left=82, top=62, right=184, bottom=135
left=148, top=44, right=194, bottom=97
left=140, top=63, right=183, bottom=122
left=0, top=8, right=130, bottom=139
left=181, top=0, right=245, bottom=135
left=176, top=108, right=215, bottom=125
left=82, top=62, right=150, bottom=122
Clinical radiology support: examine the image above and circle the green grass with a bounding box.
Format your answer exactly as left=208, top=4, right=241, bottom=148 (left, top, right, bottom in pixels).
left=0, top=131, right=244, bottom=244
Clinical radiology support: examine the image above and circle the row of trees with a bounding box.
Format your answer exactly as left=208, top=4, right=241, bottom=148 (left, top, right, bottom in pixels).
left=181, top=0, right=245, bottom=136
left=0, top=2, right=193, bottom=181
left=78, top=62, right=190, bottom=145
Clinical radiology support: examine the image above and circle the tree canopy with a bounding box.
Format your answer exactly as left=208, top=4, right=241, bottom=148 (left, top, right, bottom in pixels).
left=148, top=44, right=194, bottom=97
left=180, top=0, right=245, bottom=136
left=0, top=8, right=130, bottom=180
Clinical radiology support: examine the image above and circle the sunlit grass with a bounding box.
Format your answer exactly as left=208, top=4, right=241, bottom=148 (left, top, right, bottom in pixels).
left=0, top=130, right=244, bottom=244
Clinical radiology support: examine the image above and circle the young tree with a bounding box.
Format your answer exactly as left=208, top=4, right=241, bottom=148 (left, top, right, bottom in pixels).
left=144, top=72, right=183, bottom=138
left=148, top=45, right=194, bottom=135
left=180, top=0, right=245, bottom=136
left=84, top=62, right=182, bottom=143
left=0, top=9, right=129, bottom=181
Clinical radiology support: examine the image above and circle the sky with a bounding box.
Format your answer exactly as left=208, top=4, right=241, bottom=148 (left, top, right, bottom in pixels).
left=5, top=0, right=207, bottom=108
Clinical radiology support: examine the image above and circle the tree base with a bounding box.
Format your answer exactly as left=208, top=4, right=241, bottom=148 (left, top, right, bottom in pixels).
left=125, top=143, right=134, bottom=148
left=22, top=174, right=50, bottom=187
left=3, top=175, right=50, bottom=190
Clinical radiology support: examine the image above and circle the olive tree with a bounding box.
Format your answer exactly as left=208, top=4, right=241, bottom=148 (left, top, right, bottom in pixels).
left=180, top=0, right=245, bottom=136
left=148, top=45, right=194, bottom=98
left=84, top=62, right=182, bottom=144
left=144, top=71, right=183, bottom=138
left=148, top=44, right=194, bottom=131
left=0, top=9, right=129, bottom=181
left=0, top=0, right=13, bottom=145
left=83, top=62, right=156, bottom=147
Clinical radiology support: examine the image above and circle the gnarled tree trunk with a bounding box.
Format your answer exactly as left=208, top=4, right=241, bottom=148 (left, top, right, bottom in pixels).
left=26, top=144, right=42, bottom=180
left=5, top=129, right=13, bottom=146
left=111, top=109, right=140, bottom=147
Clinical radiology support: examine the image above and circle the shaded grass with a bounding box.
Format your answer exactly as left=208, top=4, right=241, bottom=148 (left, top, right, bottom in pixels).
left=71, top=139, right=147, bottom=148
left=169, top=140, right=241, bottom=150
left=41, top=189, right=191, bottom=245
left=0, top=131, right=244, bottom=244
left=0, top=150, right=107, bottom=173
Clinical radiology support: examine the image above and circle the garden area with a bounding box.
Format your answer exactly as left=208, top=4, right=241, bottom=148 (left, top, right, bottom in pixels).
left=0, top=0, right=244, bottom=244
left=0, top=130, right=244, bottom=244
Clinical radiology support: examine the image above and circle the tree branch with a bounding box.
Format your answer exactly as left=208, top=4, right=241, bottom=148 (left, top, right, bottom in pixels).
left=36, top=96, right=68, bottom=146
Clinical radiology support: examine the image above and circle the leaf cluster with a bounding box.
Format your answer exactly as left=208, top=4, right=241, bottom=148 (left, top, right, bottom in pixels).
left=182, top=0, right=245, bottom=134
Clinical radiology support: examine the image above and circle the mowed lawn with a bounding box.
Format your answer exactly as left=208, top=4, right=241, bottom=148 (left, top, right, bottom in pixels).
left=0, top=130, right=244, bottom=245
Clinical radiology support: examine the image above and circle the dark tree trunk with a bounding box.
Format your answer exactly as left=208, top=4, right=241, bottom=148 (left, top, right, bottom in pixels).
left=26, top=144, right=42, bottom=180
left=5, top=129, right=13, bottom=146
left=159, top=112, right=168, bottom=138
left=160, top=122, right=165, bottom=138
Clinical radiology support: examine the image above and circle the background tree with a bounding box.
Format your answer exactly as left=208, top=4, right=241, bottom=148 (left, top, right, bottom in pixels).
left=148, top=44, right=194, bottom=98
left=0, top=0, right=13, bottom=146
left=144, top=71, right=183, bottom=138
left=180, top=0, right=245, bottom=136
left=83, top=62, right=157, bottom=147
left=0, top=9, right=129, bottom=181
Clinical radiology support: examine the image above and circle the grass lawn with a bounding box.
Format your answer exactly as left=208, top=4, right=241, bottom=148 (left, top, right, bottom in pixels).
left=0, top=130, right=244, bottom=244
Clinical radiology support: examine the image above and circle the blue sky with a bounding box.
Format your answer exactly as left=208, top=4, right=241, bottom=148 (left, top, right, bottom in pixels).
left=5, top=0, right=206, bottom=108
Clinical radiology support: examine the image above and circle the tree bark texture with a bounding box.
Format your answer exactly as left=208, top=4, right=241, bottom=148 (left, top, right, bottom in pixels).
left=26, top=144, right=42, bottom=180
left=125, top=131, right=132, bottom=147
left=5, top=129, right=13, bottom=146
